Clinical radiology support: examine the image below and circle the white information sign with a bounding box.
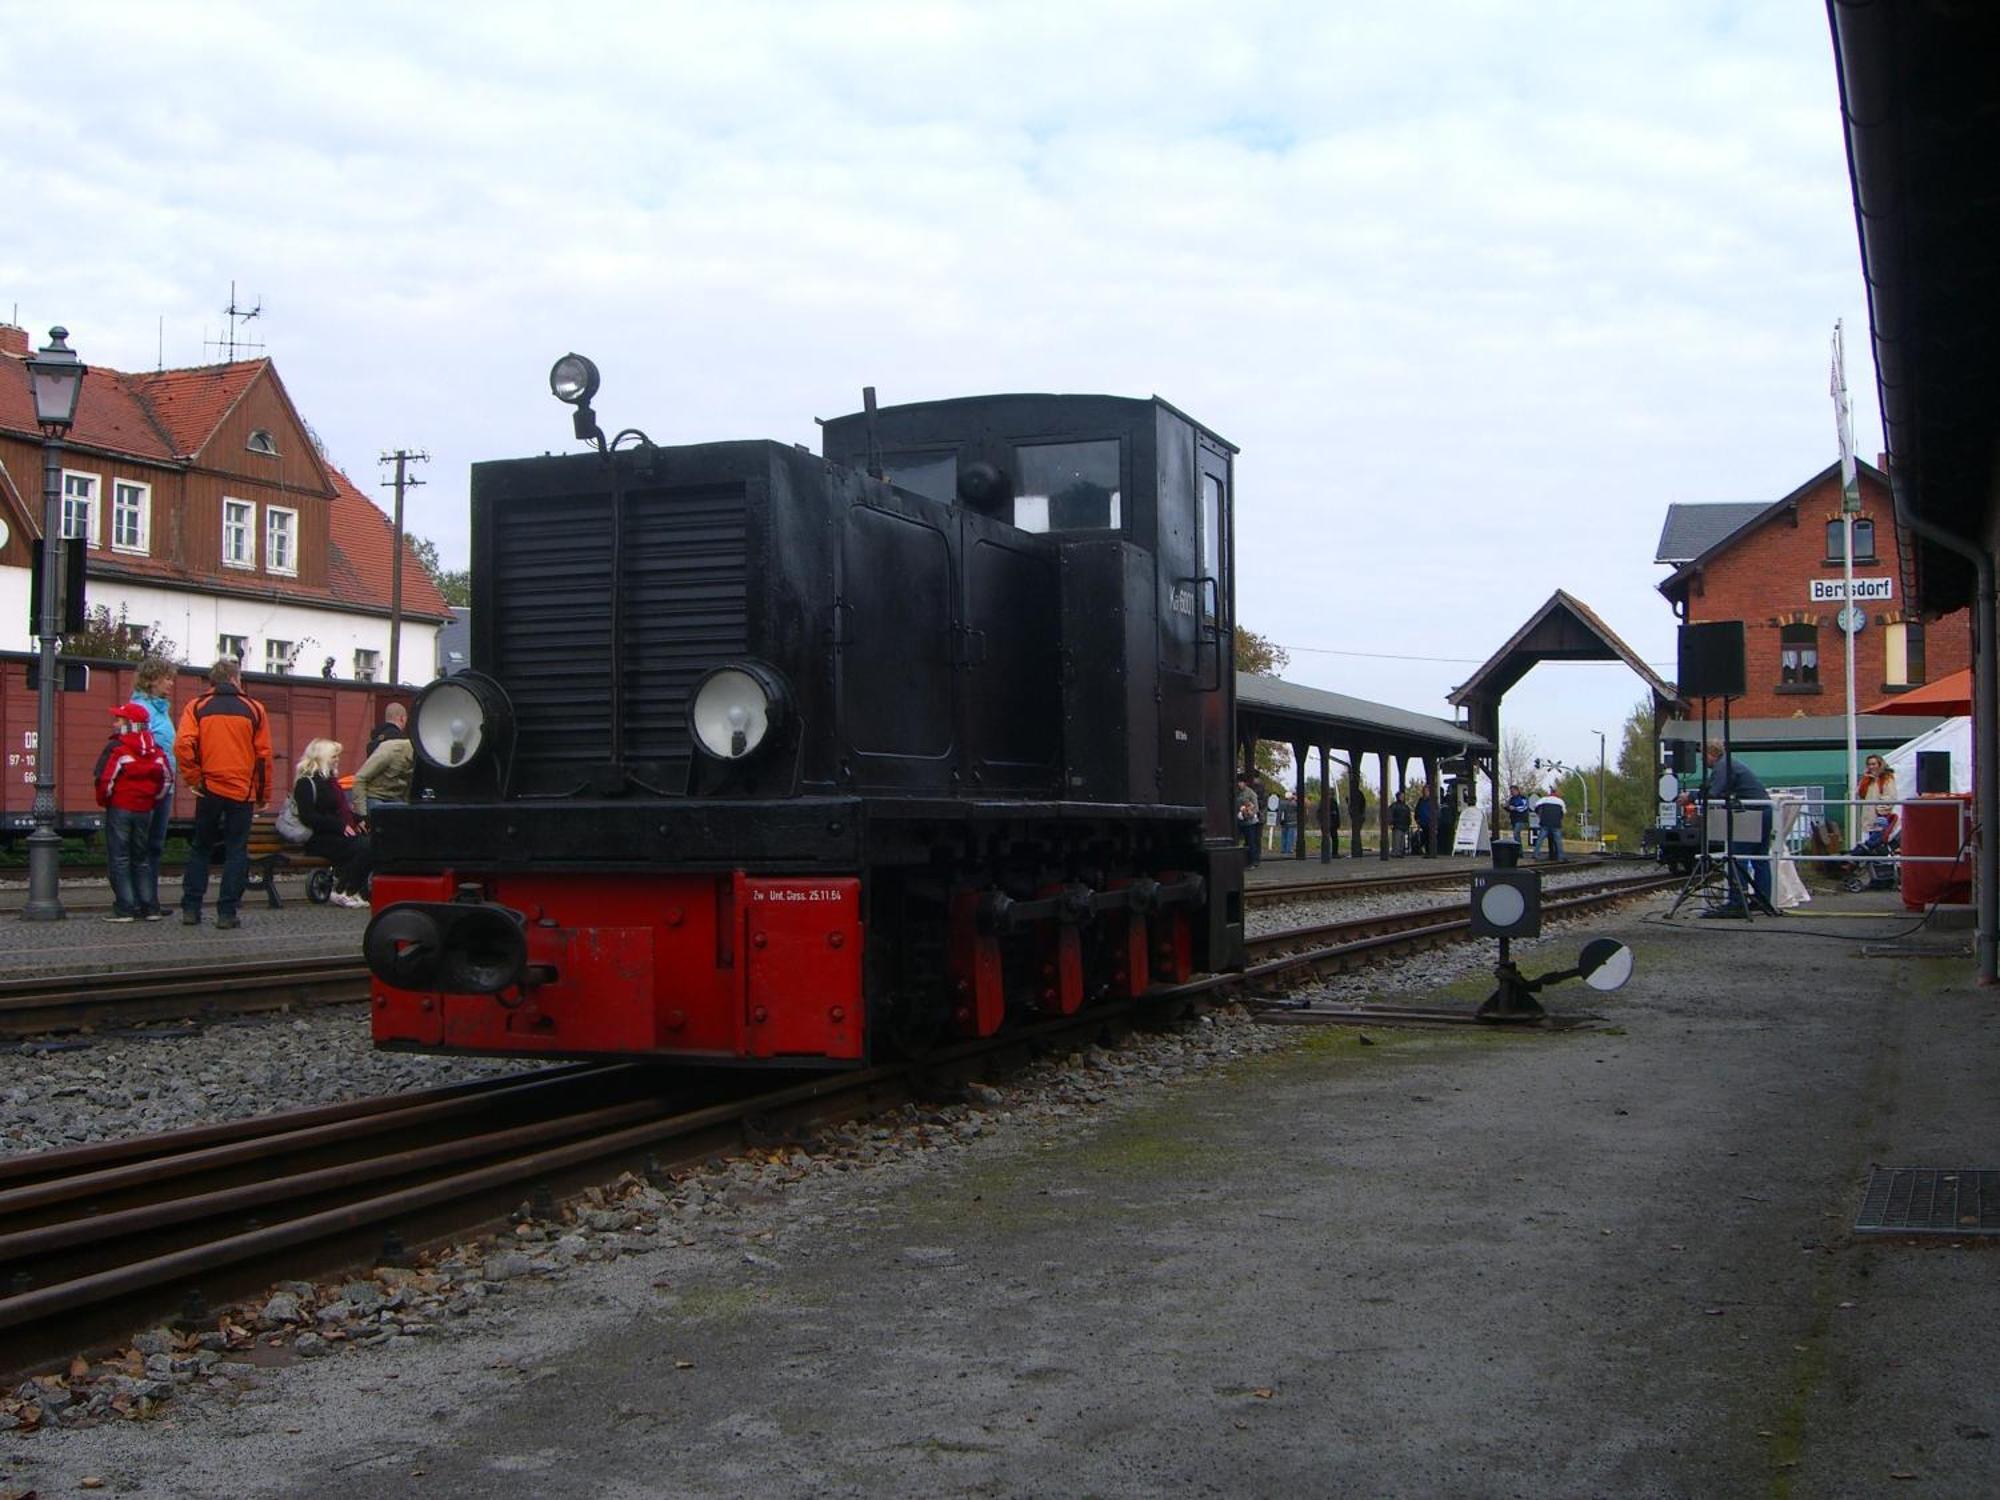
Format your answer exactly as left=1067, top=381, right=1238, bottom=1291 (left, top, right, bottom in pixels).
left=1452, top=806, right=1491, bottom=855
left=1810, top=577, right=1893, bottom=604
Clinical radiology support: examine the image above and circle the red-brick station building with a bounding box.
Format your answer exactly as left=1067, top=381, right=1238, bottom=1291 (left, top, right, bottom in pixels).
left=1655, top=458, right=1967, bottom=796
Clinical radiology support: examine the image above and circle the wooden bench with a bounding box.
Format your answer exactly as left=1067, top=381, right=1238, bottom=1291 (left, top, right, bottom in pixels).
left=210, top=818, right=336, bottom=908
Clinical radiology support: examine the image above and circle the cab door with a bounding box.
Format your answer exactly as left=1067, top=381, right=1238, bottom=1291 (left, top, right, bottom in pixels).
left=1192, top=438, right=1233, bottom=837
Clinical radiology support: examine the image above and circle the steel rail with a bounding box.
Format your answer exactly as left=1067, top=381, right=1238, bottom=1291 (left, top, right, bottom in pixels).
left=0, top=955, right=370, bottom=1040
left=1242, top=873, right=1666, bottom=962
left=1242, top=875, right=1679, bottom=982
left=0, top=1064, right=601, bottom=1189
left=0, top=1066, right=644, bottom=1216
left=0, top=1008, right=1154, bottom=1353
left=1246, top=857, right=1613, bottom=905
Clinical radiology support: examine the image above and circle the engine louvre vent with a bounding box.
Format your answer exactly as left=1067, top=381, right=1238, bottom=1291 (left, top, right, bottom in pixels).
left=490, top=484, right=748, bottom=794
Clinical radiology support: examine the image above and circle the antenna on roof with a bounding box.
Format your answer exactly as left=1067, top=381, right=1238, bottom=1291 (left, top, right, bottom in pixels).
left=205, top=280, right=266, bottom=362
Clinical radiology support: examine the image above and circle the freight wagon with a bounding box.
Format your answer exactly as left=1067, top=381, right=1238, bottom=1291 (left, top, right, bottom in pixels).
left=0, top=653, right=413, bottom=841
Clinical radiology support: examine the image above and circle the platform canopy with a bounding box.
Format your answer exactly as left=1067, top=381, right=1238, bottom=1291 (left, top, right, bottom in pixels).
left=1446, top=591, right=1682, bottom=818
left=1447, top=590, right=1681, bottom=748
left=1237, top=674, right=1488, bottom=765
left=1236, top=673, right=1490, bottom=864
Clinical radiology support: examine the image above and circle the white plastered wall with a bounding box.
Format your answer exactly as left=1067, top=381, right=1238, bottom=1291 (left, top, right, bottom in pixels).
left=0, top=564, right=441, bottom=685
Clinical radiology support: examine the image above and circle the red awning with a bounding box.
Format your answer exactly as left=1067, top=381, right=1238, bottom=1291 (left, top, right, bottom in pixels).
left=1866, top=667, right=1972, bottom=716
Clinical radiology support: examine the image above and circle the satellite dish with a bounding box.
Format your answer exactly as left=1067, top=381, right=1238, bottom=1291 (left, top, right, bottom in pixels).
left=1657, top=770, right=1680, bottom=802
left=1577, top=938, right=1634, bottom=992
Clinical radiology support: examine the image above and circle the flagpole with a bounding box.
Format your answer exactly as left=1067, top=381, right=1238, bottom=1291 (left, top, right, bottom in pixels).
left=1833, top=320, right=1861, bottom=846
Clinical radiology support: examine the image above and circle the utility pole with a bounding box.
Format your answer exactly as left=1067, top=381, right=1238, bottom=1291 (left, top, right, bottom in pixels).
left=379, top=449, right=429, bottom=684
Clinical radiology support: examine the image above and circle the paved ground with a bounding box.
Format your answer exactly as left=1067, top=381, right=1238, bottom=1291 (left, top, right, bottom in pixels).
left=10, top=891, right=1999, bottom=1497
left=0, top=878, right=362, bottom=977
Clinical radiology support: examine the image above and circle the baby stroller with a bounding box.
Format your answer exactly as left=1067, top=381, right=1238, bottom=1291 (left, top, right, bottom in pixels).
left=1838, top=817, right=1900, bottom=893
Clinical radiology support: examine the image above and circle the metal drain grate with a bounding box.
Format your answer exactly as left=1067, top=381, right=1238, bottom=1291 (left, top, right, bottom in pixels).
left=1855, top=1168, right=2000, bottom=1236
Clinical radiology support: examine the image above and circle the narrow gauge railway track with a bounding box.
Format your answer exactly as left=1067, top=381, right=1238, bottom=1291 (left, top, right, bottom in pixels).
left=1240, top=871, right=1677, bottom=975
left=0, top=957, right=370, bottom=1041
left=0, top=870, right=1675, bottom=1376
left=1246, top=857, right=1614, bottom=906
left=0, top=1003, right=1193, bottom=1378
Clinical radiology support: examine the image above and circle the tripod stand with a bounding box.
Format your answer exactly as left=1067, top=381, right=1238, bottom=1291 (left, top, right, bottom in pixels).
left=1664, top=693, right=1760, bottom=920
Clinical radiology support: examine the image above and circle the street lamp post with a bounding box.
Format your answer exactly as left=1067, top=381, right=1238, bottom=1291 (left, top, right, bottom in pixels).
left=22, top=328, right=87, bottom=922
left=1592, top=730, right=1607, bottom=848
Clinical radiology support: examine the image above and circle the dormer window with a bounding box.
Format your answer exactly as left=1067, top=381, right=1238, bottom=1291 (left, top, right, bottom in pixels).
left=247, top=429, right=278, bottom=456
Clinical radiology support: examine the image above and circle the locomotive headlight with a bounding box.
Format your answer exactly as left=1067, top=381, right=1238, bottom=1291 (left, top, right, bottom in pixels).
left=549, top=353, right=600, bottom=407
left=412, top=673, right=513, bottom=774
left=690, top=661, right=789, bottom=761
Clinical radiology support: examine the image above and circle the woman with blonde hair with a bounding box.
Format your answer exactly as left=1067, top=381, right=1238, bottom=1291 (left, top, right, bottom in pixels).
left=1840, top=752, right=1902, bottom=889
left=1858, top=753, right=1900, bottom=832
left=293, top=738, right=366, bottom=906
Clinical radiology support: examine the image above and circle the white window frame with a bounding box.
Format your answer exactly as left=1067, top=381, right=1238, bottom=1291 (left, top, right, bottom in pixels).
left=353, top=648, right=381, bottom=683
left=265, top=505, right=299, bottom=576
left=61, top=470, right=101, bottom=548
left=111, top=478, right=151, bottom=554
left=247, top=428, right=279, bottom=456
left=217, top=633, right=248, bottom=662
left=265, top=638, right=295, bottom=675
left=222, top=497, right=255, bottom=570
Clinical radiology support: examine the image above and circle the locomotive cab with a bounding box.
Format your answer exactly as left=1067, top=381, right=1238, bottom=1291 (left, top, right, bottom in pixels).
left=365, top=387, right=1245, bottom=1068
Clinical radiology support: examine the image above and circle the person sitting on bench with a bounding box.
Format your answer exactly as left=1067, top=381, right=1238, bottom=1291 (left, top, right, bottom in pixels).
left=294, top=738, right=369, bottom=908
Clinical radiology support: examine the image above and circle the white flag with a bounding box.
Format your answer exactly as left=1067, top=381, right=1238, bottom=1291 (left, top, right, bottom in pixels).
left=1832, top=320, right=1859, bottom=510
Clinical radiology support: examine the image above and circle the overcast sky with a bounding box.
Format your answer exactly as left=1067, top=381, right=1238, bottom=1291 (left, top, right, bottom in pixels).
left=2, top=1, right=1877, bottom=778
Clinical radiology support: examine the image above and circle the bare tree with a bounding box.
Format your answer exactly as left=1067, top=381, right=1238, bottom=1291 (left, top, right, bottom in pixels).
left=1499, top=727, right=1541, bottom=796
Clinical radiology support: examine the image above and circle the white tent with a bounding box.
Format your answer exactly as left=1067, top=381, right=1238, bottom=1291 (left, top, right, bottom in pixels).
left=1886, top=717, right=1973, bottom=794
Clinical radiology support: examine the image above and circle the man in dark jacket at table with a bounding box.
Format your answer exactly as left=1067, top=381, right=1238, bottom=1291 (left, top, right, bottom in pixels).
left=1704, top=738, right=1775, bottom=914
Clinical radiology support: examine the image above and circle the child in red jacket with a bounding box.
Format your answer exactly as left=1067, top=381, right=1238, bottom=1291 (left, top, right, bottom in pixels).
left=94, top=702, right=173, bottom=921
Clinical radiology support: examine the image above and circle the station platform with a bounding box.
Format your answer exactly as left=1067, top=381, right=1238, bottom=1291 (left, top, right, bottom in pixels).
left=0, top=882, right=365, bottom=979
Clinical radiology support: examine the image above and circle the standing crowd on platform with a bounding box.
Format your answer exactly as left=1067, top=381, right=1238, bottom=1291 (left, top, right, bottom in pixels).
left=89, top=656, right=412, bottom=927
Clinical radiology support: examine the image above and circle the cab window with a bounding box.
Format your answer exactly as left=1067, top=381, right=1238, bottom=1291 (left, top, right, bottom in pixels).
left=877, top=451, right=958, bottom=505
left=1014, top=440, right=1121, bottom=533
left=1200, top=471, right=1222, bottom=618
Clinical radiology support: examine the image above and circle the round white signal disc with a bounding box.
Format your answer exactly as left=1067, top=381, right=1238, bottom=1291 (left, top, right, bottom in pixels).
left=1479, top=883, right=1526, bottom=929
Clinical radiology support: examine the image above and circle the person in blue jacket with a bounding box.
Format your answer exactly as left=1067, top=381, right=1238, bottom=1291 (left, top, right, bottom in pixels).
left=1506, top=784, right=1532, bottom=848
left=128, top=659, right=178, bottom=915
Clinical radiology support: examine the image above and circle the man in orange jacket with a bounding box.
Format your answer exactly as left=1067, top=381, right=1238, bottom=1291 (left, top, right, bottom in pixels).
left=176, top=656, right=273, bottom=929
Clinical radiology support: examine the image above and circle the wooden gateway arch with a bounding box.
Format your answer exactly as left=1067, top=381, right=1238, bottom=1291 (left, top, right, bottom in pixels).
left=1448, top=590, right=1684, bottom=822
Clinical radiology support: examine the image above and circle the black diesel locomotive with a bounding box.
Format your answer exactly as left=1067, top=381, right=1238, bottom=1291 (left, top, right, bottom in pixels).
left=363, top=368, right=1245, bottom=1065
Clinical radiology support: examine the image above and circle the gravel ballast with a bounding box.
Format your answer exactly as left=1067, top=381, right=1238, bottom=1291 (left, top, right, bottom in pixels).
left=2, top=1010, right=525, bottom=1156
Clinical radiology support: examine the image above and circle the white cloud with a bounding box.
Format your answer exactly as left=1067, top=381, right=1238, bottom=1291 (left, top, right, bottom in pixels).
left=0, top=0, right=1879, bottom=763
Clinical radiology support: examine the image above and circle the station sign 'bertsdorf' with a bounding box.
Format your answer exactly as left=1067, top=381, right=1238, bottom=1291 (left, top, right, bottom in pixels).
left=1809, top=577, right=1894, bottom=603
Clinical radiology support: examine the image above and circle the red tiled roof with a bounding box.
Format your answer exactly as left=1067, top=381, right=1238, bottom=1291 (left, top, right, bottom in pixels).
left=0, top=345, right=178, bottom=463
left=124, top=361, right=266, bottom=458
left=0, top=334, right=450, bottom=622
left=327, top=467, right=454, bottom=620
